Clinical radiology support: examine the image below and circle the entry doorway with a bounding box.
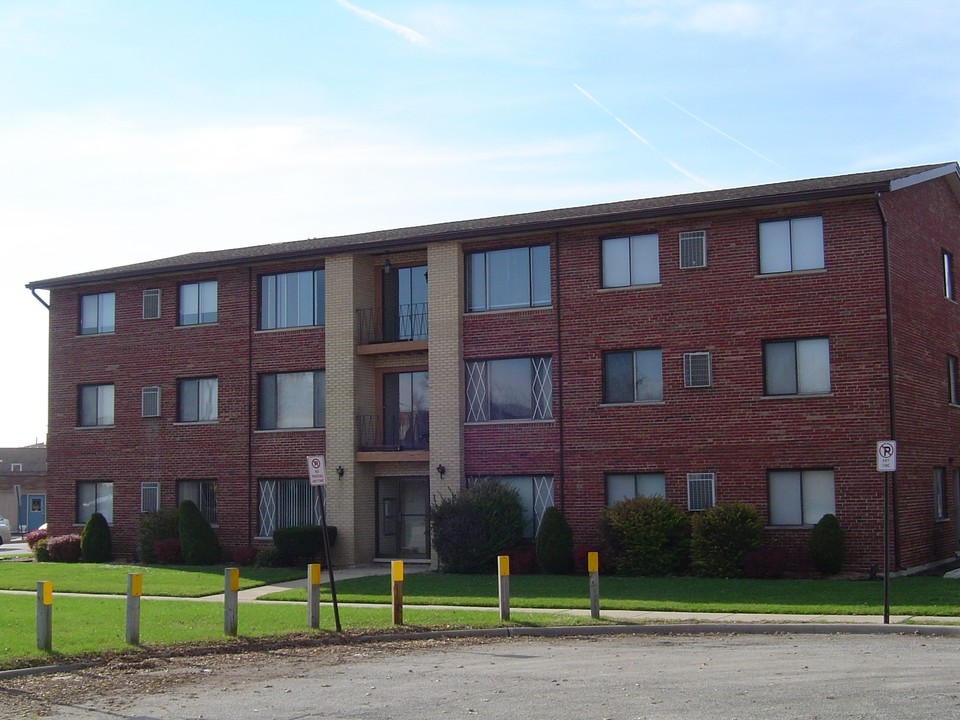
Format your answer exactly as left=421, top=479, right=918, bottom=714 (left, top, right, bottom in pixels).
left=376, top=477, right=429, bottom=559
left=18, top=493, right=46, bottom=532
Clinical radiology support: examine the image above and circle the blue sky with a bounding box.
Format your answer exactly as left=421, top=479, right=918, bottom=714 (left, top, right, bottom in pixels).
left=1, top=0, right=958, bottom=446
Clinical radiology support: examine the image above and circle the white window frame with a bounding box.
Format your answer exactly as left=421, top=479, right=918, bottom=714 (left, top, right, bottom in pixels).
left=257, top=478, right=323, bottom=537
left=759, top=216, right=824, bottom=274
left=10, top=463, right=22, bottom=472
left=683, top=352, right=712, bottom=388
left=142, top=386, right=161, bottom=418
left=687, top=473, right=716, bottom=511
left=178, top=280, right=218, bottom=326
left=948, top=355, right=959, bottom=406
left=602, top=234, right=660, bottom=287
left=768, top=469, right=836, bottom=526
left=142, top=289, right=161, bottom=320
left=141, top=482, right=160, bottom=513
left=763, top=338, right=831, bottom=396
left=944, top=250, right=954, bottom=300
left=465, top=357, right=552, bottom=422
left=679, top=230, right=707, bottom=269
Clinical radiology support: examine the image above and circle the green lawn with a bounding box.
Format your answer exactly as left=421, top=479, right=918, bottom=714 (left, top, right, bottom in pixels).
left=0, top=562, right=303, bottom=596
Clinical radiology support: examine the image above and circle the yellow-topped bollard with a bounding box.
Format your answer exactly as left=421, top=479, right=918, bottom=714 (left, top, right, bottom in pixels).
left=36, top=580, right=52, bottom=651
left=391, top=560, right=404, bottom=625
left=497, top=555, right=510, bottom=621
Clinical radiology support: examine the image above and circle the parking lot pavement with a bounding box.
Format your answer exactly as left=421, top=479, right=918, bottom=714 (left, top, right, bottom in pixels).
left=0, top=538, right=30, bottom=555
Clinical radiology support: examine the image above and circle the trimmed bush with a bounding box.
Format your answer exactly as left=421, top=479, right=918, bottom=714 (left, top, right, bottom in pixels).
left=138, top=508, right=179, bottom=564
left=506, top=543, right=538, bottom=574
left=25, top=527, right=47, bottom=550
left=231, top=547, right=258, bottom=566
left=741, top=546, right=789, bottom=579
left=690, top=502, right=764, bottom=578
left=536, top=507, right=574, bottom=574
left=272, top=525, right=337, bottom=566
left=153, top=538, right=182, bottom=565
left=598, top=496, right=690, bottom=576
left=177, top=501, right=221, bottom=566
left=254, top=546, right=283, bottom=568
left=34, top=537, right=50, bottom=562
left=431, top=479, right=524, bottom=573
left=809, top=513, right=846, bottom=574
left=80, top=512, right=112, bottom=563
left=46, top=534, right=82, bottom=563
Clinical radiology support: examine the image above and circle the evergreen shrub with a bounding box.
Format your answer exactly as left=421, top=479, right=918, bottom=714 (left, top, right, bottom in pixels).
left=272, top=525, right=337, bottom=566
left=536, top=507, right=574, bottom=574
left=138, top=508, right=179, bottom=564
left=431, top=479, right=524, bottom=573
left=178, top=500, right=222, bottom=565
left=80, top=512, right=112, bottom=563
left=809, top=513, right=846, bottom=575
left=598, top=496, right=690, bottom=576
left=690, top=502, right=764, bottom=578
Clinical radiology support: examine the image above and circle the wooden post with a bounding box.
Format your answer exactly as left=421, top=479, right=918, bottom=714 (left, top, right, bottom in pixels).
left=497, top=555, right=510, bottom=621
left=126, top=573, right=142, bottom=645
left=588, top=551, right=600, bottom=619
left=36, top=580, right=52, bottom=652
left=307, top=563, right=321, bottom=629
left=224, top=567, right=239, bottom=637
left=391, top=560, right=404, bottom=625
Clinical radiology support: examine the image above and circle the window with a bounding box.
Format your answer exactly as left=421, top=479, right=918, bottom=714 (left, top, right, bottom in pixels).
left=934, top=468, right=948, bottom=521
left=78, top=384, right=114, bottom=427
left=944, top=250, right=954, bottom=300
left=768, top=469, right=836, bottom=525
left=606, top=473, right=666, bottom=504
left=763, top=338, right=830, bottom=396
left=143, top=289, right=161, bottom=320
left=679, top=231, right=707, bottom=269
left=10, top=463, right=22, bottom=472
left=948, top=355, right=959, bottom=405
left=142, top=386, right=160, bottom=418
left=602, top=234, right=659, bottom=287
left=465, top=357, right=552, bottom=422
left=603, top=349, right=663, bottom=403
left=260, top=269, right=325, bottom=329
left=177, top=480, right=217, bottom=525
left=759, top=216, right=824, bottom=274
left=79, top=292, right=115, bottom=335
left=177, top=378, right=218, bottom=422
left=684, top=352, right=712, bottom=388
left=141, top=482, right=160, bottom=513
left=258, top=479, right=322, bottom=537
left=259, top=371, right=325, bottom=429
left=466, top=245, right=550, bottom=311
left=382, top=370, right=429, bottom=448
left=178, top=280, right=217, bottom=325
left=687, top=473, right=715, bottom=511
left=77, top=481, right=113, bottom=524
left=467, top=475, right=554, bottom=539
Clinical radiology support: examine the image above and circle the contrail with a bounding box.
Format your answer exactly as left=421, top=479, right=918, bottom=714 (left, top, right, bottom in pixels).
left=573, top=83, right=711, bottom=187
left=659, top=93, right=783, bottom=169
left=335, top=0, right=427, bottom=45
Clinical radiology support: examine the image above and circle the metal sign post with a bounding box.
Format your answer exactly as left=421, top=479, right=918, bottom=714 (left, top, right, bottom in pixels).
left=307, top=456, right=341, bottom=632
left=876, top=441, right=896, bottom=624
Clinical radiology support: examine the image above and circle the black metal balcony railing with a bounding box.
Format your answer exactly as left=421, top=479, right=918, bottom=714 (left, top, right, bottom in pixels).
left=356, top=303, right=428, bottom=345
left=356, top=412, right=430, bottom=451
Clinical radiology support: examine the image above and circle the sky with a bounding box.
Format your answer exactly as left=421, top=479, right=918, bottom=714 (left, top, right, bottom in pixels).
left=1, top=0, right=958, bottom=447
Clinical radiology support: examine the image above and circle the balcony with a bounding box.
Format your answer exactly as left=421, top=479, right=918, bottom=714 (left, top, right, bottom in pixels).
left=356, top=303, right=428, bottom=354
left=356, top=411, right=430, bottom=462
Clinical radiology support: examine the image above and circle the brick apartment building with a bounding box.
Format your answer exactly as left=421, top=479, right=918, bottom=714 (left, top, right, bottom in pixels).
left=27, top=162, right=960, bottom=573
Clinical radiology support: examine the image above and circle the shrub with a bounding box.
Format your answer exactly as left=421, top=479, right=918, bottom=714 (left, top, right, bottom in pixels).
left=153, top=538, right=182, bottom=565
left=46, top=534, right=82, bottom=563
left=506, top=543, right=537, bottom=574
left=177, top=501, right=222, bottom=565
left=809, top=513, right=846, bottom=575
left=598, top=496, right=690, bottom=576
left=138, top=508, right=179, bottom=564
left=572, top=543, right=611, bottom=575
left=536, top=507, right=574, bottom=574
left=741, top=546, right=789, bottom=579
left=34, top=538, right=50, bottom=562
left=80, top=512, right=112, bottom=563
left=254, top=546, right=283, bottom=568
left=690, top=502, right=764, bottom=578
left=272, top=525, right=337, bottom=566
left=25, top=527, right=47, bottom=550
left=431, top=479, right=524, bottom=573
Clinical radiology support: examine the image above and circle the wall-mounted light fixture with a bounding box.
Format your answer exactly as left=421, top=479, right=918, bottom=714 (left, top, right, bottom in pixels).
left=383, top=258, right=392, bottom=274
left=436, top=464, right=446, bottom=479
left=336, top=465, right=345, bottom=479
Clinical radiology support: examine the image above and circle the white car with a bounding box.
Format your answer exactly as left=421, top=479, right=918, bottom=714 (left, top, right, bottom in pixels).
left=0, top=515, right=11, bottom=545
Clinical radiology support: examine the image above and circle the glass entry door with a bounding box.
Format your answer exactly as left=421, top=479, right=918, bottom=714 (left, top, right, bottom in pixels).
left=376, top=477, right=429, bottom=559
